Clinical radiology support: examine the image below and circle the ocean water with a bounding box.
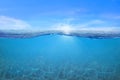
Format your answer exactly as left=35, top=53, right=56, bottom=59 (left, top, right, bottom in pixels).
left=0, top=35, right=120, bottom=80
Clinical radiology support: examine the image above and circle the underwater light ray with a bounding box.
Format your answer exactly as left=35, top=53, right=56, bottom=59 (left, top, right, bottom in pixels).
left=0, top=27, right=120, bottom=39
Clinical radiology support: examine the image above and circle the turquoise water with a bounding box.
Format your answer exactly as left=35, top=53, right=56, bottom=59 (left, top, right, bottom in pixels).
left=0, top=35, right=120, bottom=80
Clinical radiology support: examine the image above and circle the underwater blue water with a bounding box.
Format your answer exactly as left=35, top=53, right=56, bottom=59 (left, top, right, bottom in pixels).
left=0, top=35, right=120, bottom=80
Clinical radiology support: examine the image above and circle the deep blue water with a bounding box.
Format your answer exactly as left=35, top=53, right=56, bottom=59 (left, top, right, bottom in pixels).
left=0, top=35, right=120, bottom=80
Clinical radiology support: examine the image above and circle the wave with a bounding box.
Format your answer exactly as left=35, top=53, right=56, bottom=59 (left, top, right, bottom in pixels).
left=0, top=28, right=120, bottom=39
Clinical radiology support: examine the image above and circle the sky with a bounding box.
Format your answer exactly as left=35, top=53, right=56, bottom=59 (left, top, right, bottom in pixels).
left=0, top=0, right=120, bottom=30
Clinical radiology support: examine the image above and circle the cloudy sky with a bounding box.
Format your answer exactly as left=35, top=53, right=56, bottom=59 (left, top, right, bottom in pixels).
left=0, top=0, right=120, bottom=30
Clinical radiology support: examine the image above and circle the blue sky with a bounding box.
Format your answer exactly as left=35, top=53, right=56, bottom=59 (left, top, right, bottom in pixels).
left=0, top=0, right=120, bottom=29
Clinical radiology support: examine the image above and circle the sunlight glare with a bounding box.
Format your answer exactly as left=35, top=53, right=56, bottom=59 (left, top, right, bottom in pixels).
left=57, top=24, right=73, bottom=35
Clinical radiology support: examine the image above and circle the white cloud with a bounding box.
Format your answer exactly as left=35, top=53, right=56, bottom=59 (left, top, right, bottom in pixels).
left=0, top=16, right=31, bottom=30
left=52, top=19, right=106, bottom=29
left=36, top=8, right=87, bottom=16
left=0, top=15, right=118, bottom=32
left=101, top=13, right=120, bottom=19
left=78, top=20, right=105, bottom=27
left=111, top=15, right=120, bottom=19
left=50, top=18, right=120, bottom=33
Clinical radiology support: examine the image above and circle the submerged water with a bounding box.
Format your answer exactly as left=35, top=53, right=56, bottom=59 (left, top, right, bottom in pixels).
left=0, top=35, right=120, bottom=80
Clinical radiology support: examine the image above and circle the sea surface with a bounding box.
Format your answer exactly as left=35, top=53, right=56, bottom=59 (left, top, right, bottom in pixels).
left=0, top=35, right=120, bottom=80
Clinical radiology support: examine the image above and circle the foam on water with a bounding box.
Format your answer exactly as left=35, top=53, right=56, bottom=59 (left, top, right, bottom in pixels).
left=0, top=27, right=120, bottom=39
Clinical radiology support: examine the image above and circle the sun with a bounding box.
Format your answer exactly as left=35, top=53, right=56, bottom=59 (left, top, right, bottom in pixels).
left=57, top=25, right=73, bottom=35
